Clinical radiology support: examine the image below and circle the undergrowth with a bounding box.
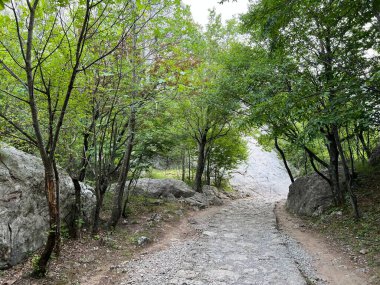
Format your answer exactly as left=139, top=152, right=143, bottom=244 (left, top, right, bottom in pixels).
left=306, top=166, right=380, bottom=282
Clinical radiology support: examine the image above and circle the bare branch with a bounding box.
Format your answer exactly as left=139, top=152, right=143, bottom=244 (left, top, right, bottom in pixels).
left=0, top=112, right=37, bottom=145
left=0, top=88, right=29, bottom=104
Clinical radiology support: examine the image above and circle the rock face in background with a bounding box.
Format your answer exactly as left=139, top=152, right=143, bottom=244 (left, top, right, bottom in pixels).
left=132, top=178, right=196, bottom=198
left=230, top=138, right=291, bottom=201
left=0, top=145, right=94, bottom=269
left=286, top=172, right=335, bottom=216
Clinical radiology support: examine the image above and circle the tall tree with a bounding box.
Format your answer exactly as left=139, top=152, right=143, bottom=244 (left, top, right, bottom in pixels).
left=0, top=0, right=133, bottom=276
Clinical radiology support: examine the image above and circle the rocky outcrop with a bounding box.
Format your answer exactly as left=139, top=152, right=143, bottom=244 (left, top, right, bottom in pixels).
left=0, top=144, right=94, bottom=269
left=132, top=178, right=196, bottom=199
left=182, top=185, right=225, bottom=209
left=286, top=172, right=335, bottom=216
left=130, top=179, right=226, bottom=209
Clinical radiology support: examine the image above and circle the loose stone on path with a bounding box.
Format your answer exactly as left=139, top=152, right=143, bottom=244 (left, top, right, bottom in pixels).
left=119, top=199, right=312, bottom=285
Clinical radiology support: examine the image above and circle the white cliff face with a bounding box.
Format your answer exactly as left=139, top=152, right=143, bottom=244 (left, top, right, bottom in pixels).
left=230, top=137, right=291, bottom=201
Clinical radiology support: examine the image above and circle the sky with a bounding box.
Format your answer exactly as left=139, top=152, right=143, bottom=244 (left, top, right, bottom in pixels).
left=182, top=0, right=250, bottom=27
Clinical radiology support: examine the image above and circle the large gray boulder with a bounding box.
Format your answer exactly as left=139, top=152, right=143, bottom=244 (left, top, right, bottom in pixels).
left=286, top=172, right=335, bottom=216
left=132, top=178, right=196, bottom=198
left=0, top=144, right=94, bottom=269
left=182, top=185, right=224, bottom=209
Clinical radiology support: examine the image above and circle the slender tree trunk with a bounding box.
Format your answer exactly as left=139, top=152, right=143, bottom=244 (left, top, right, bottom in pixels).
left=52, top=160, right=61, bottom=256
left=206, top=155, right=211, bottom=186
left=108, top=108, right=136, bottom=228
left=357, top=131, right=371, bottom=159
left=24, top=1, right=60, bottom=277
left=326, top=130, right=343, bottom=205
left=194, top=134, right=207, bottom=193
left=274, top=137, right=294, bottom=183
left=308, top=152, right=332, bottom=185
left=181, top=150, right=186, bottom=182
left=346, top=127, right=356, bottom=178
left=70, top=126, right=92, bottom=238
left=71, top=178, right=82, bottom=239
left=92, top=185, right=105, bottom=235
left=188, top=150, right=191, bottom=181
left=34, top=165, right=58, bottom=277
left=333, top=126, right=360, bottom=219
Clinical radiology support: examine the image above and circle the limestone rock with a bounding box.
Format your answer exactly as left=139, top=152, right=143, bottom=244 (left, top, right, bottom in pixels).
left=202, top=185, right=224, bottom=206
left=0, top=144, right=95, bottom=269
left=286, top=172, right=335, bottom=216
left=182, top=192, right=208, bottom=209
left=132, top=178, right=195, bottom=199
left=182, top=185, right=224, bottom=209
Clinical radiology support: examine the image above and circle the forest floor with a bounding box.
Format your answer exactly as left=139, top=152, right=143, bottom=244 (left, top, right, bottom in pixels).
left=1, top=138, right=378, bottom=284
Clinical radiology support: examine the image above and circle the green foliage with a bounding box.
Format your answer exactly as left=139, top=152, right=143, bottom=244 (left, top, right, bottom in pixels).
left=31, top=254, right=41, bottom=275
left=219, top=0, right=380, bottom=183
left=145, top=168, right=182, bottom=180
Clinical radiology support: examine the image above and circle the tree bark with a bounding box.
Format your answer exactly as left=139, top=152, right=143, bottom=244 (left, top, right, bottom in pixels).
left=308, top=152, right=332, bottom=186
left=108, top=108, right=136, bottom=228
left=333, top=126, right=360, bottom=219
left=188, top=150, right=191, bottom=181
left=206, top=154, right=211, bottom=186
left=71, top=178, right=82, bottom=239
left=274, top=137, right=294, bottom=183
left=357, top=130, right=371, bottom=159
left=181, top=150, right=186, bottom=182
left=194, top=132, right=207, bottom=193
left=326, top=129, right=343, bottom=205
left=34, top=166, right=58, bottom=277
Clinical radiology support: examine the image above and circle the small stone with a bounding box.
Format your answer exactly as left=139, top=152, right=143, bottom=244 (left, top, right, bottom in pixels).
left=359, top=249, right=369, bottom=255
left=202, top=231, right=217, bottom=237
left=137, top=236, right=150, bottom=246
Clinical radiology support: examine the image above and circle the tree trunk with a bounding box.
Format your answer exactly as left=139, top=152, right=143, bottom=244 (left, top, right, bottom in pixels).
left=92, top=186, right=105, bottom=235
left=52, top=160, right=61, bottom=256
left=346, top=127, right=356, bottom=178
left=308, top=152, right=332, bottom=186
left=108, top=108, right=136, bottom=229
left=333, top=126, right=360, bottom=219
left=181, top=150, right=186, bottom=182
left=194, top=133, right=207, bottom=193
left=33, top=166, right=58, bottom=277
left=188, top=150, right=191, bottom=181
left=326, top=130, right=343, bottom=205
left=92, top=176, right=109, bottom=235
left=206, top=155, right=211, bottom=186
left=71, top=178, right=82, bottom=239
left=274, top=137, right=294, bottom=183
left=357, top=130, right=371, bottom=159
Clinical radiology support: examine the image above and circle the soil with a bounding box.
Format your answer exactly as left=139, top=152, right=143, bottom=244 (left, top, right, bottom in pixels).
left=275, top=200, right=377, bottom=285
left=0, top=202, right=222, bottom=285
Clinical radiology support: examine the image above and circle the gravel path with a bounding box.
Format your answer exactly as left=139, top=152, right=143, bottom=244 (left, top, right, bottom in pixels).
left=116, top=138, right=322, bottom=285
left=120, top=198, right=312, bottom=285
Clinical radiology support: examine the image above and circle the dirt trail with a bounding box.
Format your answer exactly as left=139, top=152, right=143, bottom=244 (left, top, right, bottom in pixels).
left=275, top=200, right=370, bottom=285
left=3, top=137, right=373, bottom=285
left=88, top=137, right=372, bottom=285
